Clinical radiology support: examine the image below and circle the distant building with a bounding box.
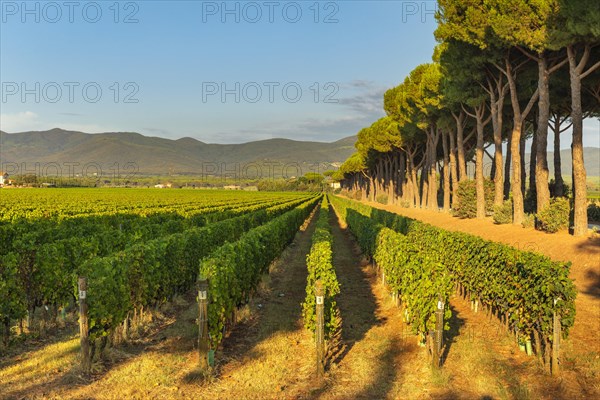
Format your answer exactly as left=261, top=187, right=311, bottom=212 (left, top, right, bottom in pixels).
left=0, top=172, right=8, bottom=186
left=224, top=185, right=242, bottom=190
left=329, top=182, right=341, bottom=189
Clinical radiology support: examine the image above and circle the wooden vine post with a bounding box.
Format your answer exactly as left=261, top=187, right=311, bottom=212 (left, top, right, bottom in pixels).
left=198, top=278, right=210, bottom=370
left=432, top=295, right=444, bottom=368
left=552, top=297, right=561, bottom=376
left=78, top=277, right=91, bottom=374
left=315, top=280, right=325, bottom=379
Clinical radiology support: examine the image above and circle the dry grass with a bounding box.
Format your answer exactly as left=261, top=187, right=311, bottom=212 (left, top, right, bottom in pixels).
left=0, top=336, right=81, bottom=399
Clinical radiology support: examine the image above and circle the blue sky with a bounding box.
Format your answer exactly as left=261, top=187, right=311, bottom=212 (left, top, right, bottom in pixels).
left=0, top=0, right=598, bottom=147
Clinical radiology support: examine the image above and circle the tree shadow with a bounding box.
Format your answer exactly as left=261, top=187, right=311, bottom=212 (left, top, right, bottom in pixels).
left=1, top=364, right=87, bottom=400
left=583, top=268, right=600, bottom=298
left=575, top=234, right=600, bottom=252
left=440, top=304, right=466, bottom=367
left=0, top=325, right=78, bottom=368
left=337, top=339, right=406, bottom=400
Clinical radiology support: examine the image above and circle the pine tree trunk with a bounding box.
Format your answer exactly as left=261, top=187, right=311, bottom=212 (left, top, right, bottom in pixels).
left=398, top=153, right=406, bottom=201
left=553, top=117, right=564, bottom=197
left=475, top=110, right=486, bottom=219
left=512, top=120, right=525, bottom=225
left=535, top=56, right=551, bottom=213
left=529, top=128, right=538, bottom=211
left=520, top=133, right=527, bottom=199
left=442, top=130, right=451, bottom=211
left=568, top=45, right=589, bottom=236
left=455, top=112, right=467, bottom=181
left=493, top=113, right=504, bottom=206
left=428, top=128, right=440, bottom=210
left=387, top=158, right=395, bottom=204
left=448, top=130, right=459, bottom=208
left=421, top=167, right=429, bottom=208
left=504, top=134, right=512, bottom=200
left=409, top=152, right=420, bottom=207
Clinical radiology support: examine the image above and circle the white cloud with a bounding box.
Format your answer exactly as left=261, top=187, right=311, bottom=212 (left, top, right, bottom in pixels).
left=0, top=111, right=39, bottom=132
left=0, top=111, right=115, bottom=134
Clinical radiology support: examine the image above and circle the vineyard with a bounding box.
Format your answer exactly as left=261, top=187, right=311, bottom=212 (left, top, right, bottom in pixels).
left=329, top=196, right=577, bottom=371
left=0, top=189, right=595, bottom=399
left=0, top=189, right=319, bottom=350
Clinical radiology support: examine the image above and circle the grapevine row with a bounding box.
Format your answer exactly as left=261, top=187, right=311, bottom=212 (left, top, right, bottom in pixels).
left=302, top=196, right=341, bottom=340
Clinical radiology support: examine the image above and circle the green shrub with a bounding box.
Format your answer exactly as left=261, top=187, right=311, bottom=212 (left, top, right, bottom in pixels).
left=587, top=201, right=600, bottom=222
left=376, top=194, right=389, bottom=204
left=453, top=179, right=494, bottom=219
left=400, top=199, right=411, bottom=208
left=493, top=199, right=513, bottom=224
left=353, top=190, right=363, bottom=201
left=302, top=197, right=341, bottom=340
left=522, top=213, right=535, bottom=228
left=536, top=197, right=570, bottom=233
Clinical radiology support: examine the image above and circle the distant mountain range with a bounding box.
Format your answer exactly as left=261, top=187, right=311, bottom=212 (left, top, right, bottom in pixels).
left=0, top=128, right=357, bottom=176
left=0, top=128, right=597, bottom=178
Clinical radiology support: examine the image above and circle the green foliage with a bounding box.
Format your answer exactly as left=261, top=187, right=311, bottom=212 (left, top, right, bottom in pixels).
left=301, top=173, right=324, bottom=185
left=537, top=197, right=570, bottom=233
left=331, top=195, right=577, bottom=345
left=453, top=179, right=495, bottom=218
left=522, top=213, right=536, bottom=228
left=302, top=197, right=341, bottom=340
left=493, top=198, right=513, bottom=224
left=376, top=194, right=389, bottom=204
left=588, top=201, right=600, bottom=222
left=0, top=254, right=27, bottom=333
left=331, top=170, right=344, bottom=182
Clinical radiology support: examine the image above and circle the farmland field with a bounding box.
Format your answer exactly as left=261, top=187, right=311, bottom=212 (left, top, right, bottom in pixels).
left=1, top=189, right=598, bottom=399
left=0, top=188, right=319, bottom=350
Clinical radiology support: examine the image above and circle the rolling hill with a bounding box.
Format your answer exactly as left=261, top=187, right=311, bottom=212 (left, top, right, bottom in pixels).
left=0, top=128, right=357, bottom=176
left=1, top=128, right=597, bottom=179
